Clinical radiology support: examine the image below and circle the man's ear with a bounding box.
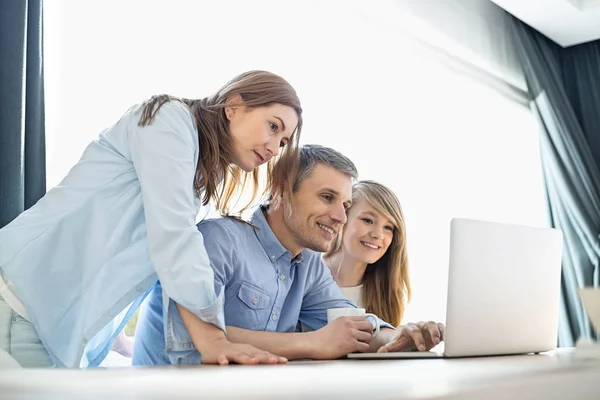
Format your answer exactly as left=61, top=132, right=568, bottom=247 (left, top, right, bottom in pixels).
left=268, top=188, right=283, bottom=211
left=281, top=189, right=295, bottom=220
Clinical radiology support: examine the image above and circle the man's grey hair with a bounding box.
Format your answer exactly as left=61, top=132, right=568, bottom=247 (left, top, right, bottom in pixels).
left=265, top=144, right=358, bottom=215
left=291, top=144, right=359, bottom=192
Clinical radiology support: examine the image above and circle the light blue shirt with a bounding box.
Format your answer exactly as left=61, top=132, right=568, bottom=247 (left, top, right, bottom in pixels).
left=132, top=207, right=393, bottom=365
left=0, top=101, right=224, bottom=367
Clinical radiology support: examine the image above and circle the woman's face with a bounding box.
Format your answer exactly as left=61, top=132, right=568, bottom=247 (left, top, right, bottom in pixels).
left=342, top=198, right=395, bottom=265
left=226, top=96, right=298, bottom=172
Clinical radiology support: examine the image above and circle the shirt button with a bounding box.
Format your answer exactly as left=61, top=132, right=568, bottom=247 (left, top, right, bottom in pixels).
left=271, top=255, right=276, bottom=261
left=252, top=297, right=258, bottom=305
left=271, top=314, right=277, bottom=321
left=109, top=311, right=115, bottom=316
left=279, top=274, right=286, bottom=281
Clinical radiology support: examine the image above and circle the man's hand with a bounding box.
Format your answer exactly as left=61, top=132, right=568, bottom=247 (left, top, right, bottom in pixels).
left=309, top=316, right=374, bottom=359
left=377, top=321, right=445, bottom=353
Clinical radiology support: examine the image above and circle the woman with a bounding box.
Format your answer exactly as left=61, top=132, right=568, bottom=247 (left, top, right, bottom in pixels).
left=323, top=180, right=410, bottom=327
left=0, top=70, right=301, bottom=367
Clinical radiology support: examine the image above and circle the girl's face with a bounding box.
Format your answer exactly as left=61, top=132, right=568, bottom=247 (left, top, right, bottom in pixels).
left=226, top=96, right=298, bottom=172
left=342, top=199, right=395, bottom=265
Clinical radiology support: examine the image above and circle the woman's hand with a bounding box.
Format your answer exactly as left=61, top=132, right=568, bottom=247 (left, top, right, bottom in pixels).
left=177, top=303, right=287, bottom=365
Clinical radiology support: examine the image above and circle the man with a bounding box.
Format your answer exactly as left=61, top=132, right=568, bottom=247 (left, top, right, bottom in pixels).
left=133, top=145, right=444, bottom=365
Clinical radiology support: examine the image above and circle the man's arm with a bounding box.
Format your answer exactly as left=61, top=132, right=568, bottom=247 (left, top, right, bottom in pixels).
left=164, top=220, right=286, bottom=365
left=298, top=257, right=444, bottom=355
left=299, top=257, right=394, bottom=332
left=297, top=257, right=360, bottom=330
left=221, top=257, right=381, bottom=360
left=211, top=251, right=382, bottom=361
left=226, top=327, right=314, bottom=360
left=225, top=316, right=374, bottom=360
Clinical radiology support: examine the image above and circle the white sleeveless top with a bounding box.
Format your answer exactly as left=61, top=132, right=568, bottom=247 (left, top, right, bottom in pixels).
left=340, top=285, right=363, bottom=307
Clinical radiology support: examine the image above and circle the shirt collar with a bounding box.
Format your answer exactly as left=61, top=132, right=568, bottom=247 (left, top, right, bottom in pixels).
left=250, top=206, right=304, bottom=264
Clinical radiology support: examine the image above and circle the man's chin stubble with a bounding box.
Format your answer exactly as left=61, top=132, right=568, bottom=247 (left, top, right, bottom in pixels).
left=298, top=237, right=329, bottom=253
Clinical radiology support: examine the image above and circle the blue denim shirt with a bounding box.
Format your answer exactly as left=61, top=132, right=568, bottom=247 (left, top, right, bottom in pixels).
left=133, top=207, right=393, bottom=365
left=0, top=101, right=224, bottom=367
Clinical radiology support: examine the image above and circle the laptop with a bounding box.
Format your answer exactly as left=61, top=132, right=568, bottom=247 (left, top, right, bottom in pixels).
left=348, top=217, right=563, bottom=359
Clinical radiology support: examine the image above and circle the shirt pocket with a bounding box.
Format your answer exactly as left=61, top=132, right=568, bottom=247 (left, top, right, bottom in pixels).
left=235, top=281, right=273, bottom=331
left=237, top=282, right=271, bottom=310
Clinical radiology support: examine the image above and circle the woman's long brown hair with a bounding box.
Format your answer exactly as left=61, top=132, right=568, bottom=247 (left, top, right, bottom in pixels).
left=135, top=71, right=303, bottom=216
left=325, top=180, right=411, bottom=327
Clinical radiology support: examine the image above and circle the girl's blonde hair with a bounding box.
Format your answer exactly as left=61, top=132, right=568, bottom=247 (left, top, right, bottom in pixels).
left=325, top=180, right=411, bottom=327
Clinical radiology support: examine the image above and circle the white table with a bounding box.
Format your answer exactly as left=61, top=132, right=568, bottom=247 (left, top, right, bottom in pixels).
left=1, top=349, right=599, bottom=399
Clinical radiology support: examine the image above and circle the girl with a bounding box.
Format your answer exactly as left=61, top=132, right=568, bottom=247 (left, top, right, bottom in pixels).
left=323, top=180, right=410, bottom=327
left=0, top=70, right=302, bottom=367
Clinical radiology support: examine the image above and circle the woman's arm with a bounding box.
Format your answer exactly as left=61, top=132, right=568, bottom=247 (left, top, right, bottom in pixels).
left=129, top=102, right=279, bottom=364
left=177, top=305, right=287, bottom=364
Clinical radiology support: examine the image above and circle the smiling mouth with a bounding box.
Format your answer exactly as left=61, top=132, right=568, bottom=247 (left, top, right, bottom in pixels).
left=317, top=223, right=336, bottom=236
left=361, top=241, right=381, bottom=250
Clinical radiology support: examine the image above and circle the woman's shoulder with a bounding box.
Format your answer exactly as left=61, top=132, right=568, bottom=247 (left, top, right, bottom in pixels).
left=126, top=98, right=194, bottom=126
left=126, top=99, right=198, bottom=149
left=151, top=100, right=195, bottom=126
left=158, top=99, right=193, bottom=113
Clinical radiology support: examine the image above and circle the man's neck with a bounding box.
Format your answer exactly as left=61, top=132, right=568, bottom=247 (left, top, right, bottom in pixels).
left=264, top=206, right=304, bottom=259
left=326, top=251, right=367, bottom=287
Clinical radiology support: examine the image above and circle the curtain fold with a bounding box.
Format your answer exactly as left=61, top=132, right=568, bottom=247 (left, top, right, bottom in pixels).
left=562, top=42, right=600, bottom=169
left=0, top=0, right=46, bottom=229
left=511, top=19, right=600, bottom=346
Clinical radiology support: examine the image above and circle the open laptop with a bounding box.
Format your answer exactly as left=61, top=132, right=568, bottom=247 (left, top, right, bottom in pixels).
left=348, top=217, right=563, bottom=359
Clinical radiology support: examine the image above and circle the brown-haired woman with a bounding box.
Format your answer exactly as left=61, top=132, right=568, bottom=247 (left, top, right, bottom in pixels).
left=0, top=71, right=302, bottom=368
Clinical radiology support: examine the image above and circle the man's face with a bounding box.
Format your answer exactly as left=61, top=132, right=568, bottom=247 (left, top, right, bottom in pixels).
left=281, top=163, right=353, bottom=252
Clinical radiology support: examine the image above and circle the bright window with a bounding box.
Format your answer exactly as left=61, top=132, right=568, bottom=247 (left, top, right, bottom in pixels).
left=44, top=0, right=546, bottom=324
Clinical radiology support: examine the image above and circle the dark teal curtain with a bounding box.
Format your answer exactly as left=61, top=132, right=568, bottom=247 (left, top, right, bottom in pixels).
left=562, top=42, right=600, bottom=169
left=0, top=0, right=46, bottom=229
left=511, top=20, right=600, bottom=346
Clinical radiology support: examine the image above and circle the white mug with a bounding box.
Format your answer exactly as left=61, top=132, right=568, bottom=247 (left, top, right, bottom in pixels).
left=327, top=307, right=380, bottom=338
